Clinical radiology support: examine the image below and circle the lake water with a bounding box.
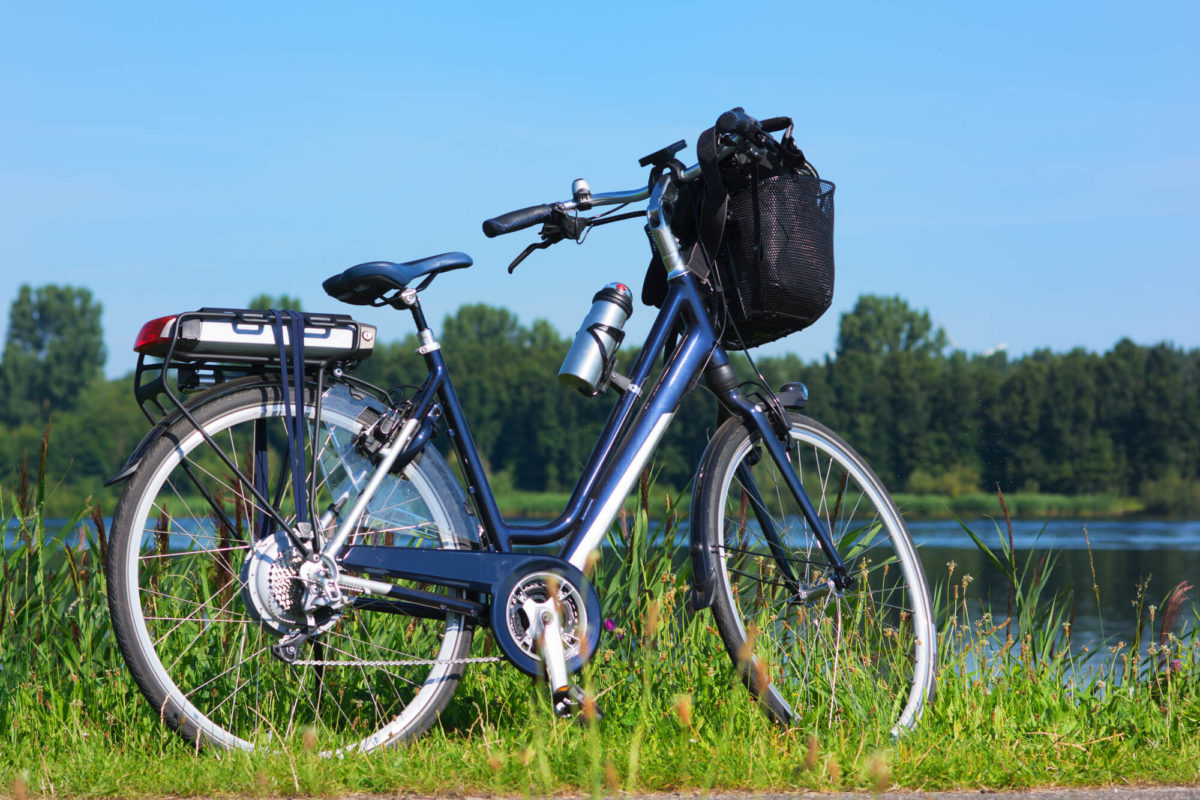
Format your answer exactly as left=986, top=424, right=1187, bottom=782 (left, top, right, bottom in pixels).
left=8, top=515, right=1198, bottom=658
left=909, top=518, right=1200, bottom=659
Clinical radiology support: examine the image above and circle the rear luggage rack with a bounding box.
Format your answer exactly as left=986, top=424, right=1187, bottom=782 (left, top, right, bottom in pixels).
left=132, top=307, right=378, bottom=426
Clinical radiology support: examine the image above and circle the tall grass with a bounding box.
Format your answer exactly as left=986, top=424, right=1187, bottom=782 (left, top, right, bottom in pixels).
left=2, top=448, right=1199, bottom=796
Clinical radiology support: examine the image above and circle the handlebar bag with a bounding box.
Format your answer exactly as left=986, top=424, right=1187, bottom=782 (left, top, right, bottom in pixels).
left=642, top=115, right=835, bottom=350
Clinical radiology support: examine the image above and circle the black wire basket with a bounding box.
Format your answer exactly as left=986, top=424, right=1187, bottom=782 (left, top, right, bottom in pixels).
left=718, top=172, right=835, bottom=349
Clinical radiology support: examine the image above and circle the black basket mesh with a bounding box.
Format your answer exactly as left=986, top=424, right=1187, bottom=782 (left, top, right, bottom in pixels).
left=719, top=173, right=835, bottom=349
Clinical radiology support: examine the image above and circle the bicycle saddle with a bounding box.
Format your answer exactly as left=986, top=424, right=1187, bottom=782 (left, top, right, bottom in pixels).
left=323, top=252, right=473, bottom=305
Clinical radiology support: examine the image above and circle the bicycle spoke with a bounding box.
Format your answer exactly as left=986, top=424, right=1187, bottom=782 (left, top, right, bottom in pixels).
left=110, top=385, right=478, bottom=751
left=703, top=415, right=934, bottom=733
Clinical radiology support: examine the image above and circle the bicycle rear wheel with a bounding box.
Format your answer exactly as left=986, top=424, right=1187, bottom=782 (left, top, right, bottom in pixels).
left=693, top=412, right=936, bottom=734
left=106, top=380, right=478, bottom=751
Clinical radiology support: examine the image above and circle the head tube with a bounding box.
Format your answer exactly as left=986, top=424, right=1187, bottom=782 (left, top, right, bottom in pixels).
left=646, top=174, right=688, bottom=277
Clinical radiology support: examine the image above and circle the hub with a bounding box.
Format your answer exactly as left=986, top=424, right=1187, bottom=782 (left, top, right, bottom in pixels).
left=240, top=531, right=307, bottom=636
left=240, top=531, right=343, bottom=637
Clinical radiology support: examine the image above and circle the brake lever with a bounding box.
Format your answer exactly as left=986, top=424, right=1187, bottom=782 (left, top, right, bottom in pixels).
left=507, top=239, right=554, bottom=273
left=506, top=208, right=595, bottom=273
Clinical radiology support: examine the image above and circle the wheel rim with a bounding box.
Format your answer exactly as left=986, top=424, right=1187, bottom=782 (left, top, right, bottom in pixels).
left=118, top=385, right=472, bottom=752
left=715, top=424, right=935, bottom=734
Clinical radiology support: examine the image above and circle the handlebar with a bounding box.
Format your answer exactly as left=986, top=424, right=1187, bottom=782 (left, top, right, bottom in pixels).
left=482, top=108, right=764, bottom=240
left=482, top=184, right=656, bottom=238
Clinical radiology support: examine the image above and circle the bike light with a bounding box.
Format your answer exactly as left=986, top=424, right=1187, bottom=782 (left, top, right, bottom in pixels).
left=133, top=315, right=177, bottom=355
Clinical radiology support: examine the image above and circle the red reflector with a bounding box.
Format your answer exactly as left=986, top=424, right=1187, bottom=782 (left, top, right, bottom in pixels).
left=133, top=315, right=178, bottom=355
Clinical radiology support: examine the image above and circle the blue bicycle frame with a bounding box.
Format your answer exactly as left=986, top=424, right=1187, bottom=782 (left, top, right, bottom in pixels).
left=330, top=171, right=850, bottom=620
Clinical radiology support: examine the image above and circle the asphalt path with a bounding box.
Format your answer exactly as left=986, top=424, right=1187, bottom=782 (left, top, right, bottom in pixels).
left=391, top=789, right=1200, bottom=800
left=720, top=788, right=1200, bottom=799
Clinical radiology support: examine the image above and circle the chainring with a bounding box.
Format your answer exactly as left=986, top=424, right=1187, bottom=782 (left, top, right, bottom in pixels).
left=488, top=559, right=601, bottom=677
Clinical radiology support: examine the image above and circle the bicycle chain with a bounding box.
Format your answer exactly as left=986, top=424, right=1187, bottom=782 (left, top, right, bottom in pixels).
left=293, top=655, right=505, bottom=667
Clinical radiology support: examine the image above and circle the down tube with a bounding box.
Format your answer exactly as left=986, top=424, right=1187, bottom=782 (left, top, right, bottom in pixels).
left=562, top=314, right=715, bottom=570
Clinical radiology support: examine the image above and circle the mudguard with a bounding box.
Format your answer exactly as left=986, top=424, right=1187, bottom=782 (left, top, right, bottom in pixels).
left=688, top=380, right=809, bottom=611
left=103, top=375, right=380, bottom=486
left=688, top=445, right=720, bottom=612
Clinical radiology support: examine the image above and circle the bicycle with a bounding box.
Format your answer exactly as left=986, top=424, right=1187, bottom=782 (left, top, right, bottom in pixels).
left=104, top=109, right=936, bottom=753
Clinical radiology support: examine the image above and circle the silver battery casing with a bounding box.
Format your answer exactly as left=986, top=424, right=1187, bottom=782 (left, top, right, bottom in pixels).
left=142, top=310, right=376, bottom=362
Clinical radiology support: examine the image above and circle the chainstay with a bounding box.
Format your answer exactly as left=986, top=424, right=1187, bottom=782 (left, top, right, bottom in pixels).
left=293, top=655, right=505, bottom=667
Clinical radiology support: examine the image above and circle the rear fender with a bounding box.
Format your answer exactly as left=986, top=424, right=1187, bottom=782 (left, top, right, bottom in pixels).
left=104, top=375, right=353, bottom=487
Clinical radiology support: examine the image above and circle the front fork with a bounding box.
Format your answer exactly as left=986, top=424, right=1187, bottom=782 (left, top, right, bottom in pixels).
left=690, top=382, right=851, bottom=612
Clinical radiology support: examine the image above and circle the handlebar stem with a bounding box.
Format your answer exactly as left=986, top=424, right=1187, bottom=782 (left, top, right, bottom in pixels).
left=646, top=174, right=688, bottom=277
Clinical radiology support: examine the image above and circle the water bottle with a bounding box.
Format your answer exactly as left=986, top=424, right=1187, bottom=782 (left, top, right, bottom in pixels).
left=558, top=282, right=633, bottom=395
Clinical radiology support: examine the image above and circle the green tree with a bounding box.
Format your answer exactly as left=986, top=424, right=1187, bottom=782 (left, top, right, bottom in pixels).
left=836, top=294, right=948, bottom=360
left=826, top=295, right=951, bottom=487
left=925, top=351, right=984, bottom=479
left=1, top=284, right=105, bottom=424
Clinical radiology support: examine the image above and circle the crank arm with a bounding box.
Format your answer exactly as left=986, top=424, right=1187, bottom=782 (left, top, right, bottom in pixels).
left=524, top=597, right=571, bottom=698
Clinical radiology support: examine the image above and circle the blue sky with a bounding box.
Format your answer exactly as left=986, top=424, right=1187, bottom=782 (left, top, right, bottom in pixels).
left=3, top=1, right=1197, bottom=378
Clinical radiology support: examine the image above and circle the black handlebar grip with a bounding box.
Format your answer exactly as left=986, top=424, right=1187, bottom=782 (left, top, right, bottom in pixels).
left=482, top=204, right=553, bottom=238
left=717, top=108, right=762, bottom=138
left=760, top=116, right=791, bottom=133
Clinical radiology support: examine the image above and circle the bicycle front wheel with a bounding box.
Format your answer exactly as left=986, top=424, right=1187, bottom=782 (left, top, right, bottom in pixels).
left=107, top=380, right=478, bottom=752
left=693, top=412, right=936, bottom=734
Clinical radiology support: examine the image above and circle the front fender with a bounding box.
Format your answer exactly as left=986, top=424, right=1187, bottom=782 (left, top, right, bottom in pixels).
left=688, top=445, right=720, bottom=613
left=689, top=379, right=809, bottom=612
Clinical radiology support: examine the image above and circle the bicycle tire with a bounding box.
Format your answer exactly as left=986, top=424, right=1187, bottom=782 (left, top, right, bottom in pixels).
left=106, top=380, right=478, bottom=752
left=693, top=412, right=936, bottom=734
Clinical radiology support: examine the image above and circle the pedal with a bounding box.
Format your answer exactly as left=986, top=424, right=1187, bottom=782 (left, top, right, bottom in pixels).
left=552, top=685, right=603, bottom=722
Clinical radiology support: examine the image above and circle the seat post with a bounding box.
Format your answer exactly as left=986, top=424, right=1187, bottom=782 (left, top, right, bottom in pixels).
left=395, top=288, right=442, bottom=359
left=395, top=287, right=430, bottom=329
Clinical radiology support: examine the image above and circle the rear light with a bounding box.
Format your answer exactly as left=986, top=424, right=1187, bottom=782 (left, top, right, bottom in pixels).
left=134, top=315, right=177, bottom=355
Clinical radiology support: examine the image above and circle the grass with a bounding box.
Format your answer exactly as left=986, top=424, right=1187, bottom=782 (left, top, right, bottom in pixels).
left=893, top=491, right=1145, bottom=519
left=499, top=489, right=1144, bottom=521
left=2, top=442, right=1198, bottom=797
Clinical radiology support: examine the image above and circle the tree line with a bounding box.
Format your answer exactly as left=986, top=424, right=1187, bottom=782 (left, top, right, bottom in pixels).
left=3, top=286, right=1199, bottom=515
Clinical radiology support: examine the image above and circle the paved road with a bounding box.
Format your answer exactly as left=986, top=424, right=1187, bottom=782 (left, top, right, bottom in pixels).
left=735, top=788, right=1200, bottom=799
left=412, top=789, right=1200, bottom=800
